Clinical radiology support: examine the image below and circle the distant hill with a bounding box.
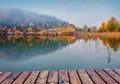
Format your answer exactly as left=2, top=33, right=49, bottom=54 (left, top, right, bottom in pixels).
left=0, top=9, right=69, bottom=30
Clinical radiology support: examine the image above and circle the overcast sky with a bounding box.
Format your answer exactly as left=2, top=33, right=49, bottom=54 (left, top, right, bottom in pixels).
left=0, top=0, right=120, bottom=27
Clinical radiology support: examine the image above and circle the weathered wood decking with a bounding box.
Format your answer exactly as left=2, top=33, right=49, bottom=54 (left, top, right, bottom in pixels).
left=0, top=68, right=120, bottom=84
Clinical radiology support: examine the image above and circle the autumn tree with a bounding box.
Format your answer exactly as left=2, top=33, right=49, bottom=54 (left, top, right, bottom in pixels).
left=98, top=17, right=120, bottom=32
left=106, top=17, right=119, bottom=32
left=101, top=22, right=107, bottom=31
left=98, top=22, right=107, bottom=32
left=27, top=28, right=33, bottom=32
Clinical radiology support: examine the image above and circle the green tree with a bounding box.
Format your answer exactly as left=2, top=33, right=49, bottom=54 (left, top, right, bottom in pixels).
left=114, top=23, right=120, bottom=32
left=98, top=28, right=104, bottom=32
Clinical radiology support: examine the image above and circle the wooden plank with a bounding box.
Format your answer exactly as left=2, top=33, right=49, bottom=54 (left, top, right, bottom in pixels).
left=1, top=72, right=21, bottom=84
left=59, top=81, right=69, bottom=84
left=36, top=70, right=48, bottom=84
left=24, top=71, right=39, bottom=84
left=47, top=71, right=58, bottom=83
left=78, top=70, right=93, bottom=84
left=59, top=70, right=69, bottom=84
left=0, top=69, right=120, bottom=84
left=86, top=70, right=105, bottom=84
left=12, top=72, right=30, bottom=84
left=68, top=70, right=81, bottom=84
left=95, top=70, right=117, bottom=84
left=104, top=68, right=120, bottom=83
left=47, top=83, right=57, bottom=84
left=113, top=69, right=120, bottom=75
left=0, top=72, right=3, bottom=75
left=0, top=72, right=12, bottom=83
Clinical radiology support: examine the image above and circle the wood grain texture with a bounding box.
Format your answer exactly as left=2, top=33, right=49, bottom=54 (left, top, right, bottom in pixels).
left=47, top=71, right=58, bottom=83
left=104, top=68, right=120, bottom=83
left=95, top=70, right=117, bottom=84
left=36, top=71, right=49, bottom=84
left=113, top=69, right=120, bottom=75
left=68, top=70, right=81, bottom=84
left=78, top=70, right=93, bottom=84
left=59, top=70, right=69, bottom=84
left=0, top=69, right=120, bottom=84
left=86, top=70, right=105, bottom=84
left=24, top=71, right=39, bottom=84
left=12, top=72, right=30, bottom=84
left=0, top=72, right=12, bottom=83
left=1, top=72, right=21, bottom=84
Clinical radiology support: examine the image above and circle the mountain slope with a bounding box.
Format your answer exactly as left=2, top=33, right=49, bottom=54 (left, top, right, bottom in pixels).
left=0, top=9, right=69, bottom=29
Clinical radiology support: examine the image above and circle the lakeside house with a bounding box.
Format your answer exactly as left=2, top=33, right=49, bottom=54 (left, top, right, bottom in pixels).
left=1, top=24, right=77, bottom=36
left=90, top=26, right=97, bottom=33
left=82, top=25, right=88, bottom=32
left=77, top=26, right=97, bottom=33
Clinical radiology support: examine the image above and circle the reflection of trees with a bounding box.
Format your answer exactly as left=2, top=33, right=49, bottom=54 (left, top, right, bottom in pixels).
left=99, top=36, right=120, bottom=51
left=1, top=34, right=120, bottom=63
left=99, top=36, right=120, bottom=63
left=0, top=36, right=76, bottom=61
left=81, top=33, right=98, bottom=42
left=106, top=46, right=111, bottom=63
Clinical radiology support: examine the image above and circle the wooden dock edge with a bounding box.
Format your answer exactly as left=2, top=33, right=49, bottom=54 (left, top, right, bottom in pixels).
left=0, top=68, right=120, bottom=84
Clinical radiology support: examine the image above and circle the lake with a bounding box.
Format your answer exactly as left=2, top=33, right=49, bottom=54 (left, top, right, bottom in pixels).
left=0, top=34, right=120, bottom=72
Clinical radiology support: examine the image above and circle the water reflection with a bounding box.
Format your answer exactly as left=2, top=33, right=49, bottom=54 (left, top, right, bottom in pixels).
left=99, top=36, right=120, bottom=51
left=0, top=34, right=120, bottom=71
left=0, top=36, right=77, bottom=61
left=0, top=35, right=120, bottom=61
left=98, top=35, right=120, bottom=63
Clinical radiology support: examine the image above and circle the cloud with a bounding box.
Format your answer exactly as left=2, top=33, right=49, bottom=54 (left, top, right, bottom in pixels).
left=0, top=0, right=120, bottom=27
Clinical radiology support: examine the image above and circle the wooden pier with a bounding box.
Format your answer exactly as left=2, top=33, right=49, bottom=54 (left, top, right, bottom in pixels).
left=0, top=68, right=120, bottom=84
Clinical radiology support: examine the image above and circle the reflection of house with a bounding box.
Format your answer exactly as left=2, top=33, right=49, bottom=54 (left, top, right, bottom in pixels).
left=7, top=29, right=13, bottom=35
left=7, top=32, right=13, bottom=35
left=35, top=31, right=44, bottom=36
left=26, top=32, right=35, bottom=36
left=19, top=32, right=24, bottom=35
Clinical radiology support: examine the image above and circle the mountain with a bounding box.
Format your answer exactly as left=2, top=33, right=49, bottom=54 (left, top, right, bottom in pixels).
left=0, top=9, right=69, bottom=29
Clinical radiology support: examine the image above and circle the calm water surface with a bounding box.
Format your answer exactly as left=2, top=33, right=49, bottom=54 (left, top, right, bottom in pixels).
left=0, top=35, right=120, bottom=72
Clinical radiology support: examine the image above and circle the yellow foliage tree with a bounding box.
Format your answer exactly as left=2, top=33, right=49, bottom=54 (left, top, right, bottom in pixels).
left=28, top=28, right=33, bottom=32
left=101, top=22, right=106, bottom=30
left=106, top=17, right=119, bottom=32
left=14, top=30, right=20, bottom=34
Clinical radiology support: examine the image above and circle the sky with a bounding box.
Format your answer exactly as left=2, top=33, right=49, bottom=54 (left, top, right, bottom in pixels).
left=0, top=0, right=120, bottom=28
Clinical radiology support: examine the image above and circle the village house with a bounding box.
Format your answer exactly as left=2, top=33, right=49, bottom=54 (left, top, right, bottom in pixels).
left=82, top=25, right=88, bottom=32
left=90, top=26, right=97, bottom=33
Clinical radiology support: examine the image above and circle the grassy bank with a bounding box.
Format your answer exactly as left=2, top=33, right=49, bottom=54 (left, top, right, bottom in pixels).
left=97, top=32, right=120, bottom=38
